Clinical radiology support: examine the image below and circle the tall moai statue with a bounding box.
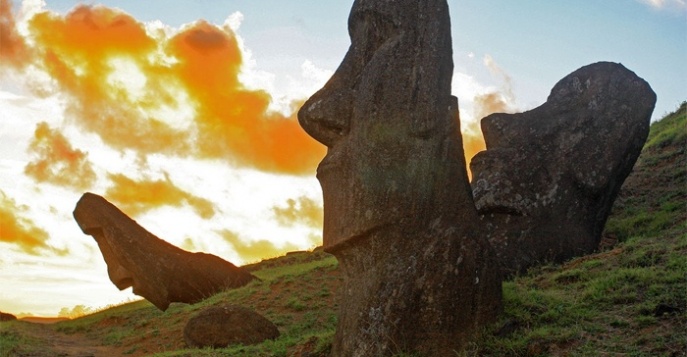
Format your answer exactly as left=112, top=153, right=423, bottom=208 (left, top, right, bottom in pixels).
left=298, top=0, right=502, bottom=355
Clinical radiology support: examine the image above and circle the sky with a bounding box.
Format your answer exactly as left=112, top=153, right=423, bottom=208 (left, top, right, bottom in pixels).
left=0, top=0, right=685, bottom=317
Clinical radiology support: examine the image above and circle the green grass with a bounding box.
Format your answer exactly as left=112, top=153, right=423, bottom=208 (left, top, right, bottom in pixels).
left=644, top=101, right=686, bottom=151
left=457, top=231, right=686, bottom=356
left=0, top=321, right=55, bottom=357
left=0, top=323, right=20, bottom=357
left=603, top=101, right=686, bottom=244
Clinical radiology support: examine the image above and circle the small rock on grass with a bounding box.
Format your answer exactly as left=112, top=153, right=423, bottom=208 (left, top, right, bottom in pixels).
left=184, top=304, right=279, bottom=348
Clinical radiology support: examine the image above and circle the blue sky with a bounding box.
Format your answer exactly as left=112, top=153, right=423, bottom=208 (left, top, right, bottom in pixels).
left=0, top=0, right=684, bottom=316
left=452, top=1, right=686, bottom=116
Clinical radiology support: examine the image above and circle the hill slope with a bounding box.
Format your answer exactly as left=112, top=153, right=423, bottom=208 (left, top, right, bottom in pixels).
left=1, top=102, right=685, bottom=357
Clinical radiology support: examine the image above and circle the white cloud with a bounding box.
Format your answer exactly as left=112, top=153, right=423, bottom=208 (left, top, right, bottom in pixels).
left=637, top=0, right=687, bottom=10
left=452, top=71, right=487, bottom=124
left=224, top=11, right=244, bottom=32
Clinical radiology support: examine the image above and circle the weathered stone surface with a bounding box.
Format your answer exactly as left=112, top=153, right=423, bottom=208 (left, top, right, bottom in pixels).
left=298, top=0, right=502, bottom=355
left=470, top=62, right=656, bottom=276
left=73, top=193, right=255, bottom=311
left=0, top=311, right=17, bottom=321
left=183, top=305, right=279, bottom=348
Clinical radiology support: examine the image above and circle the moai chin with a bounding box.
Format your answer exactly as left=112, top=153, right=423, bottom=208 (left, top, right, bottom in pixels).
left=298, top=0, right=502, bottom=355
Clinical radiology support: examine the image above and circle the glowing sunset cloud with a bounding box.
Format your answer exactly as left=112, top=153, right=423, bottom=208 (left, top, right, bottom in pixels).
left=24, top=5, right=325, bottom=174
left=0, top=0, right=30, bottom=70
left=4, top=1, right=508, bottom=185
left=24, top=122, right=97, bottom=190
left=13, top=3, right=497, bottom=178
left=105, top=173, right=216, bottom=219
left=219, top=229, right=300, bottom=263
left=272, top=196, right=323, bottom=228
left=0, top=190, right=52, bottom=255
left=462, top=54, right=519, bottom=178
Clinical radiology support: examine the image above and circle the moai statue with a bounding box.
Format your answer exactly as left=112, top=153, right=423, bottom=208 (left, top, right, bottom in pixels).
left=471, top=62, right=656, bottom=276
left=298, top=0, right=502, bottom=355
left=74, top=193, right=255, bottom=311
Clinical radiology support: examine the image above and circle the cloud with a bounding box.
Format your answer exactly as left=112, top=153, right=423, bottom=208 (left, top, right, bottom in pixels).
left=473, top=92, right=515, bottom=124
left=9, top=4, right=324, bottom=175
left=0, top=0, right=30, bottom=71
left=272, top=196, right=323, bottom=228
left=105, top=173, right=216, bottom=219
left=453, top=55, right=519, bottom=178
left=167, top=21, right=325, bottom=173
left=472, top=55, right=518, bottom=123
left=57, top=304, right=93, bottom=319
left=0, top=190, right=51, bottom=254
left=24, top=122, right=96, bottom=190
left=219, top=229, right=300, bottom=263
left=637, top=0, right=687, bottom=10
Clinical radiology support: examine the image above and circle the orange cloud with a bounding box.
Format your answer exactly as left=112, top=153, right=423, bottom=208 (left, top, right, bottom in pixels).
left=0, top=190, right=50, bottom=254
left=219, top=229, right=300, bottom=263
left=19, top=5, right=324, bottom=175
left=28, top=5, right=191, bottom=157
left=473, top=92, right=513, bottom=124
left=463, top=91, right=514, bottom=180
left=477, top=55, right=516, bottom=121
left=24, top=122, right=96, bottom=190
left=462, top=129, right=486, bottom=180
left=0, top=0, right=30, bottom=70
left=166, top=22, right=325, bottom=173
left=462, top=55, right=518, bottom=179
left=105, top=173, right=216, bottom=218
left=272, top=196, right=323, bottom=228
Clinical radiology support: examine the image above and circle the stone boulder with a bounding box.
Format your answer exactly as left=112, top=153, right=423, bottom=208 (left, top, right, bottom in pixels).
left=0, top=311, right=17, bottom=321
left=183, top=305, right=279, bottom=348
left=470, top=61, right=656, bottom=276
left=73, top=193, right=255, bottom=311
left=298, top=0, right=502, bottom=355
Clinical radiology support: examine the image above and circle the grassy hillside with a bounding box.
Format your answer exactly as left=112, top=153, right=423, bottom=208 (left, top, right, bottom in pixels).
left=1, top=102, right=685, bottom=357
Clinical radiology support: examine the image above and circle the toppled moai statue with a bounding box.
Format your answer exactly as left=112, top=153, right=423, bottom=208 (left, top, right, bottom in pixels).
left=298, top=0, right=502, bottom=355
left=73, top=193, right=255, bottom=311
left=470, top=62, right=656, bottom=276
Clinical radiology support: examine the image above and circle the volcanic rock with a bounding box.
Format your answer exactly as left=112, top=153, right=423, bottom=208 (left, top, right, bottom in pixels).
left=183, top=305, right=279, bottom=348
left=0, top=311, right=17, bottom=321
left=73, top=192, right=255, bottom=311
left=470, top=61, right=656, bottom=276
left=298, top=0, right=502, bottom=355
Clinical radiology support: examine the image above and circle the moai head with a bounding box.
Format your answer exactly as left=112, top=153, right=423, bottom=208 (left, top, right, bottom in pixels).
left=73, top=194, right=173, bottom=309
left=298, top=0, right=473, bottom=250
left=73, top=193, right=253, bottom=311
left=471, top=62, right=656, bottom=273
